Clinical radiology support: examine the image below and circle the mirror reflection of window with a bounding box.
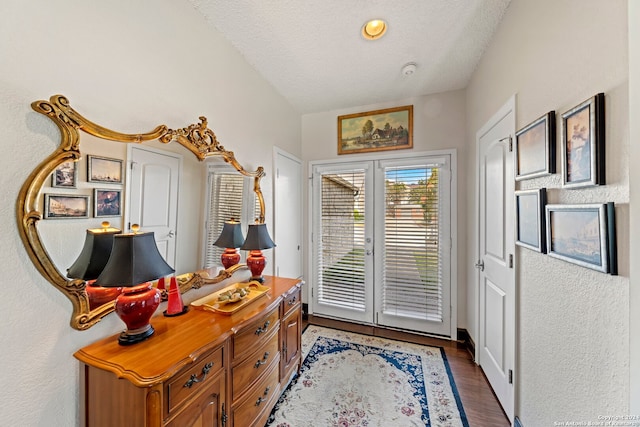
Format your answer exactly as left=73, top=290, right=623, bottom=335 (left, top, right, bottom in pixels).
left=202, top=165, right=257, bottom=269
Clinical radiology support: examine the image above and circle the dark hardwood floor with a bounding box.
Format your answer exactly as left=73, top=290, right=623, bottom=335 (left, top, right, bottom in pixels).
left=304, top=315, right=510, bottom=427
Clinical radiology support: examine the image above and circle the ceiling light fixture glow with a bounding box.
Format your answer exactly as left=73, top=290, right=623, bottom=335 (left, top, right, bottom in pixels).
left=362, top=19, right=387, bottom=40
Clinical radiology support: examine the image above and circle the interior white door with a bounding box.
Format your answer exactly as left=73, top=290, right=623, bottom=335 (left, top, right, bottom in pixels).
left=126, top=146, right=182, bottom=269
left=477, top=101, right=515, bottom=421
left=274, top=148, right=303, bottom=279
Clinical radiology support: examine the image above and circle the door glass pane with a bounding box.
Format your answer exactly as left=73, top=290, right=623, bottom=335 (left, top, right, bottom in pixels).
left=382, top=166, right=442, bottom=322
left=317, top=170, right=366, bottom=311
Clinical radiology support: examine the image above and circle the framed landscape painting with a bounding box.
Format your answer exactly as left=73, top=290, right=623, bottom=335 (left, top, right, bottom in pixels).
left=44, top=194, right=90, bottom=219
left=52, top=160, right=78, bottom=188
left=87, top=155, right=123, bottom=184
left=515, top=112, right=555, bottom=181
left=94, top=189, right=122, bottom=217
left=545, top=203, right=617, bottom=274
left=515, top=188, right=546, bottom=252
left=338, top=105, right=413, bottom=155
left=561, top=93, right=605, bottom=188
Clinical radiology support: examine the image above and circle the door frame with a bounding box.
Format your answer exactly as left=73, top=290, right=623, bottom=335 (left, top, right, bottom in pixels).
left=474, top=95, right=516, bottom=420
left=307, top=148, right=458, bottom=339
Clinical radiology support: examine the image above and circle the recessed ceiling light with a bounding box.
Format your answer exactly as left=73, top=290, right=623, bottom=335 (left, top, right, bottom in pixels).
left=362, top=19, right=387, bottom=40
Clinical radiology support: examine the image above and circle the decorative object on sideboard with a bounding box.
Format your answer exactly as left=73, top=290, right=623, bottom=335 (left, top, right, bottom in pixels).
left=67, top=221, right=122, bottom=310
left=213, top=218, right=245, bottom=269
left=94, top=225, right=175, bottom=345
left=164, top=276, right=188, bottom=317
left=240, top=223, right=276, bottom=283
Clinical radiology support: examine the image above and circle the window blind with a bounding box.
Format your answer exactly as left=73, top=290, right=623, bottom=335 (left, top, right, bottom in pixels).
left=203, top=173, right=245, bottom=268
left=316, top=170, right=366, bottom=311
left=382, top=165, right=443, bottom=321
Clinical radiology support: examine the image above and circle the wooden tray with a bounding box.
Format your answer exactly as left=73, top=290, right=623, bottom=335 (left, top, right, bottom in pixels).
left=190, top=281, right=270, bottom=315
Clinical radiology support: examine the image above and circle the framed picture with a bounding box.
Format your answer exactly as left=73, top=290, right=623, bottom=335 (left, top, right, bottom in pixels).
left=515, top=188, right=547, bottom=252
left=94, top=189, right=122, bottom=217
left=51, top=160, right=78, bottom=188
left=515, top=111, right=556, bottom=180
left=44, top=194, right=90, bottom=219
left=87, top=155, right=123, bottom=184
left=545, top=203, right=617, bottom=274
left=561, top=93, right=605, bottom=188
left=338, top=105, right=413, bottom=155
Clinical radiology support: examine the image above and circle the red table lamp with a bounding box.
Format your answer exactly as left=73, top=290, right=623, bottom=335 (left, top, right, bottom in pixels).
left=94, top=226, right=175, bottom=345
left=212, top=219, right=245, bottom=269
left=240, top=223, right=275, bottom=283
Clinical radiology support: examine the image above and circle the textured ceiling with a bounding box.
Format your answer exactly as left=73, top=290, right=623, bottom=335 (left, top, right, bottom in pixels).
left=188, top=0, right=511, bottom=114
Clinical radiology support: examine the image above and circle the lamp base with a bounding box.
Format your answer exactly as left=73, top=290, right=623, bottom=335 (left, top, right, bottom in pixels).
left=114, top=282, right=161, bottom=346
left=118, top=325, right=155, bottom=345
left=246, top=250, right=266, bottom=283
left=220, top=248, right=241, bottom=270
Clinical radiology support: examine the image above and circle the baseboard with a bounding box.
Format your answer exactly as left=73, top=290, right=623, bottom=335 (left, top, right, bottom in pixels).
left=515, top=416, right=523, bottom=427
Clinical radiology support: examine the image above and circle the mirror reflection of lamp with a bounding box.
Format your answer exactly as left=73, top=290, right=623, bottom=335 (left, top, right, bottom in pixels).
left=212, top=219, right=245, bottom=269
left=67, top=221, right=122, bottom=310
left=94, top=225, right=175, bottom=345
left=240, top=222, right=276, bottom=283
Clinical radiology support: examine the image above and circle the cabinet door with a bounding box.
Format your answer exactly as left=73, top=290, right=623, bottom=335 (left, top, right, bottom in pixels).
left=166, top=375, right=226, bottom=427
left=281, top=306, right=301, bottom=382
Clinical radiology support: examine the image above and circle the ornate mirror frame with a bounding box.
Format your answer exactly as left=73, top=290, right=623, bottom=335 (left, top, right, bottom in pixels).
left=18, top=95, right=266, bottom=330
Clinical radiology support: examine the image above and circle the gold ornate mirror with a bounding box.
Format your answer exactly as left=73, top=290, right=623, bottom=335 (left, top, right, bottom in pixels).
left=18, top=95, right=265, bottom=330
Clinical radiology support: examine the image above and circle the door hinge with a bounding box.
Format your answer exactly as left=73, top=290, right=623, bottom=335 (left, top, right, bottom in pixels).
left=509, top=369, right=513, bottom=384
left=500, top=136, right=513, bottom=152
left=509, top=254, right=513, bottom=268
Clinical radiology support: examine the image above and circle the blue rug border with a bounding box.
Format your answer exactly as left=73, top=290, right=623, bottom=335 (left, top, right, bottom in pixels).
left=268, top=325, right=470, bottom=427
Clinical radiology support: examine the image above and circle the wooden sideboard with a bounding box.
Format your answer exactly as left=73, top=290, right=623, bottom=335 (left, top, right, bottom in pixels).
left=74, top=276, right=302, bottom=427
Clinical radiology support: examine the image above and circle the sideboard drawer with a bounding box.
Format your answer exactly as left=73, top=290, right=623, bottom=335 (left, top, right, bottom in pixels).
left=233, top=306, right=280, bottom=359
left=231, top=362, right=280, bottom=427
left=283, top=287, right=301, bottom=315
left=165, top=345, right=225, bottom=415
left=232, top=330, right=280, bottom=401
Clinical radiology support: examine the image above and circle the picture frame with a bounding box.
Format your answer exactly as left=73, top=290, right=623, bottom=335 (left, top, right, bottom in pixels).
left=338, top=105, right=413, bottom=155
left=515, top=111, right=556, bottom=180
left=94, top=189, right=122, bottom=217
left=561, top=93, right=605, bottom=188
left=515, top=188, right=547, bottom=252
left=51, top=160, right=78, bottom=188
left=44, top=194, right=90, bottom=219
left=545, top=203, right=617, bottom=274
left=87, top=155, right=123, bottom=184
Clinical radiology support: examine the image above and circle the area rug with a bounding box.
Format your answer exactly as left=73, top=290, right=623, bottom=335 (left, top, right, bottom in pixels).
left=267, top=325, right=469, bottom=427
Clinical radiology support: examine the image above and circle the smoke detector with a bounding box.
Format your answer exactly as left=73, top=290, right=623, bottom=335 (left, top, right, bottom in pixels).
left=402, top=62, right=417, bottom=76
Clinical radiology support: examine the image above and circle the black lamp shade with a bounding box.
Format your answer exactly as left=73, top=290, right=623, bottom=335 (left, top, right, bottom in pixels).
left=240, top=223, right=276, bottom=251
left=213, top=220, right=245, bottom=248
left=67, top=228, right=121, bottom=280
left=94, top=232, right=175, bottom=288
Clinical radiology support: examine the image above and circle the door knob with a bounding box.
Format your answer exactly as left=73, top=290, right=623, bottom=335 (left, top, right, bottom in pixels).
left=475, top=260, right=485, bottom=271
left=168, top=230, right=175, bottom=238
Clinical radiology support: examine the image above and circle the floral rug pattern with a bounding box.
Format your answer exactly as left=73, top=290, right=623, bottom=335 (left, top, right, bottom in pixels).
left=267, top=326, right=469, bottom=427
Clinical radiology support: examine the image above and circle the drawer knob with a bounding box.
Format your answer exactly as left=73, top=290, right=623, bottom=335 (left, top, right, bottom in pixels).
left=183, top=361, right=214, bottom=389
left=288, top=296, right=297, bottom=305
left=254, top=320, right=271, bottom=336
left=254, top=352, right=270, bottom=368
left=255, top=386, right=271, bottom=406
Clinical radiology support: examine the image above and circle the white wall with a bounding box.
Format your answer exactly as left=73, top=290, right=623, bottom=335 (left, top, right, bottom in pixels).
left=466, top=0, right=629, bottom=424
left=0, top=1, right=300, bottom=425
left=301, top=91, right=468, bottom=327
left=628, top=0, right=640, bottom=415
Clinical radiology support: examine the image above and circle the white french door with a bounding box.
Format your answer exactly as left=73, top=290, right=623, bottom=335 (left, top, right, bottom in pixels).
left=311, top=154, right=453, bottom=337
